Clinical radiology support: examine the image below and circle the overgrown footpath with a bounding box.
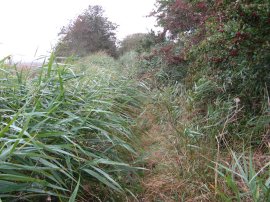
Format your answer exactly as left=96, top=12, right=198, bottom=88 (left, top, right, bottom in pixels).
left=120, top=44, right=270, bottom=201
left=0, top=46, right=269, bottom=202
left=135, top=102, right=184, bottom=202
left=130, top=83, right=270, bottom=202
left=123, top=0, right=270, bottom=201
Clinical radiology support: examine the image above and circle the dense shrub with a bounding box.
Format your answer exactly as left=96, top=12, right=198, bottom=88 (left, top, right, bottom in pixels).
left=141, top=0, right=270, bottom=142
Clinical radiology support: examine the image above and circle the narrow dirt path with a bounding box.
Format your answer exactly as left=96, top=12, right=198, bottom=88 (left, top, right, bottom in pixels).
left=136, top=104, right=184, bottom=202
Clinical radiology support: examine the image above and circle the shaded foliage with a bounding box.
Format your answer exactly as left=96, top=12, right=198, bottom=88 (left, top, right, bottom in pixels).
left=143, top=0, right=270, bottom=117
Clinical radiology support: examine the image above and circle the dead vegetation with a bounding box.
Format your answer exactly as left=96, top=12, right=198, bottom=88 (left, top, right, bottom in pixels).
left=135, top=104, right=185, bottom=201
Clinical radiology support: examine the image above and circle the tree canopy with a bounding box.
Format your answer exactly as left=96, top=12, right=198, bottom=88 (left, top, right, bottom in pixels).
left=55, top=5, right=118, bottom=57
left=118, top=33, right=148, bottom=55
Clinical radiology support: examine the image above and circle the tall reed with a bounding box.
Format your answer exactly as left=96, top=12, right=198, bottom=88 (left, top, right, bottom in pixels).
left=0, top=53, right=144, bottom=201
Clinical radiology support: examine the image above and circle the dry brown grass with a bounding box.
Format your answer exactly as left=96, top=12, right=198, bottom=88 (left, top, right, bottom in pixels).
left=132, top=104, right=187, bottom=201
left=129, top=89, right=270, bottom=201
left=129, top=101, right=220, bottom=202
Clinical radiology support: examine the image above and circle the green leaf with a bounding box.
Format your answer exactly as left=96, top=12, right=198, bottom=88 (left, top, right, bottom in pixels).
left=0, top=180, right=31, bottom=193
left=69, top=178, right=80, bottom=202
left=83, top=168, right=122, bottom=192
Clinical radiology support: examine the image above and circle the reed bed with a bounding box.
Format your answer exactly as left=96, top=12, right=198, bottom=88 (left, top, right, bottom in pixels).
left=0, top=53, right=144, bottom=201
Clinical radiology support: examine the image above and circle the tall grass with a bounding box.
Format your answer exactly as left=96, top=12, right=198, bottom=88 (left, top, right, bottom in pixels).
left=143, top=79, right=270, bottom=201
left=0, top=53, right=144, bottom=201
left=216, top=151, right=270, bottom=201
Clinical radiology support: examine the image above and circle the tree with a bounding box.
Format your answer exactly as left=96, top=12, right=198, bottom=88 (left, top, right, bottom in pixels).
left=55, top=5, right=118, bottom=57
left=118, top=33, right=148, bottom=55
left=151, top=0, right=209, bottom=40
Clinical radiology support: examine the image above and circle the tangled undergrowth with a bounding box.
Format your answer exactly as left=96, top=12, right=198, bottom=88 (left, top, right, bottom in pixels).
left=127, top=0, right=270, bottom=200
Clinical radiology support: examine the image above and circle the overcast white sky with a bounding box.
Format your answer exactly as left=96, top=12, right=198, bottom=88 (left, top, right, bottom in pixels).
left=0, top=0, right=157, bottom=62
